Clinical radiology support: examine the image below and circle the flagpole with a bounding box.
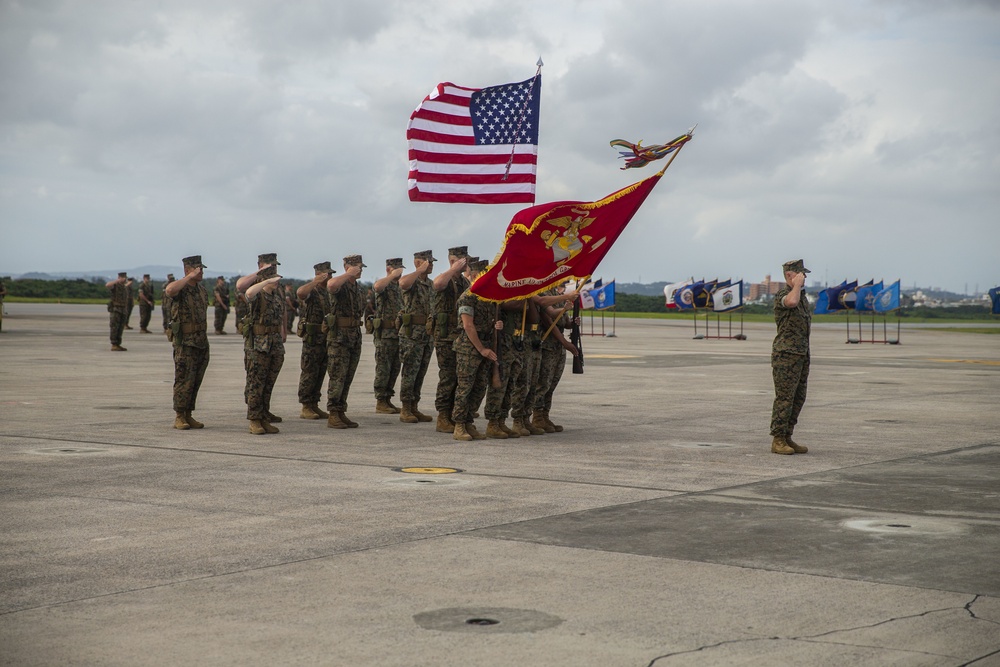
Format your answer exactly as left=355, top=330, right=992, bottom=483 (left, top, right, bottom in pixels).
left=541, top=274, right=589, bottom=342
left=655, top=140, right=687, bottom=177
left=502, top=58, right=543, bottom=182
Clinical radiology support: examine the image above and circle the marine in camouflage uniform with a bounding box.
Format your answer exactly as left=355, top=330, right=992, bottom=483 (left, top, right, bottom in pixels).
left=161, top=273, right=175, bottom=333
left=325, top=254, right=366, bottom=429
left=233, top=287, right=249, bottom=334
left=243, top=264, right=285, bottom=435
left=106, top=271, right=129, bottom=351
left=165, top=256, right=210, bottom=430
left=236, top=253, right=283, bottom=424
left=532, top=286, right=580, bottom=434
left=770, top=259, right=812, bottom=455
left=138, top=274, right=155, bottom=333
left=372, top=257, right=405, bottom=415
left=431, top=246, right=471, bottom=430
left=450, top=258, right=497, bottom=441
left=483, top=299, right=526, bottom=438
left=296, top=261, right=334, bottom=420
left=124, top=277, right=135, bottom=330
left=213, top=276, right=230, bottom=334
left=397, top=250, right=437, bottom=424
left=508, top=297, right=543, bottom=436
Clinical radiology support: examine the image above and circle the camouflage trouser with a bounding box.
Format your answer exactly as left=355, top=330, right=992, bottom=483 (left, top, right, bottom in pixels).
left=161, top=304, right=169, bottom=331
left=770, top=351, right=809, bottom=437
left=297, top=340, right=328, bottom=405
left=234, top=303, right=248, bottom=333
left=125, top=301, right=134, bottom=326
left=451, top=349, right=491, bottom=425
left=433, top=337, right=460, bottom=413
left=214, top=307, right=228, bottom=332
left=245, top=348, right=284, bottom=420
left=109, top=310, right=126, bottom=345
left=534, top=345, right=567, bottom=412
left=484, top=340, right=519, bottom=420
left=139, top=304, right=153, bottom=330
left=399, top=333, right=433, bottom=403
left=373, top=336, right=401, bottom=401
left=326, top=333, right=362, bottom=413
left=510, top=345, right=541, bottom=419
left=173, top=345, right=210, bottom=412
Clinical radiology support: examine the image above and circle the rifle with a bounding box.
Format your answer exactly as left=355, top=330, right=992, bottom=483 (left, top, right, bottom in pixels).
left=571, top=294, right=584, bottom=374
left=491, top=303, right=503, bottom=389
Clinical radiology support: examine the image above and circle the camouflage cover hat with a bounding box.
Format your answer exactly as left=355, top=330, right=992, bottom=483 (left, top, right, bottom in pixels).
left=216, top=275, right=225, bottom=281
left=182, top=255, right=207, bottom=268
left=782, top=259, right=811, bottom=274
left=447, top=246, right=468, bottom=258
left=257, top=252, right=280, bottom=266
left=413, top=250, right=436, bottom=262
left=313, top=261, right=335, bottom=275
left=471, top=258, right=489, bottom=273
left=142, top=274, right=150, bottom=279
left=344, top=254, right=367, bottom=268
left=166, top=273, right=175, bottom=281
left=387, top=257, right=405, bottom=269
left=117, top=271, right=127, bottom=278
left=257, top=264, right=279, bottom=280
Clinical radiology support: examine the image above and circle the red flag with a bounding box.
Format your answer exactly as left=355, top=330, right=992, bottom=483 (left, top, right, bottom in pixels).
left=406, top=76, right=541, bottom=204
left=471, top=171, right=664, bottom=301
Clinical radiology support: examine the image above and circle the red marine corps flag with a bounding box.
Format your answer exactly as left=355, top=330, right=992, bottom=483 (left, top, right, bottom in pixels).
left=471, top=147, right=687, bottom=302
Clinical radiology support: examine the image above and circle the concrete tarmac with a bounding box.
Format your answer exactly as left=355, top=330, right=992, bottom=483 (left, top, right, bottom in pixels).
left=1, top=303, right=998, bottom=666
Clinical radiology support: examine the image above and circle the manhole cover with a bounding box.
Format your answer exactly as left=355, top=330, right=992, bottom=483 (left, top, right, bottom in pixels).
left=841, top=517, right=968, bottom=536
left=413, top=607, right=563, bottom=633
left=669, top=442, right=737, bottom=450
left=32, top=447, right=108, bottom=455
left=393, top=467, right=462, bottom=474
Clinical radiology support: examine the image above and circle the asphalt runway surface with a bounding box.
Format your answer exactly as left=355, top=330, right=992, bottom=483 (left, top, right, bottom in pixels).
left=1, top=303, right=998, bottom=666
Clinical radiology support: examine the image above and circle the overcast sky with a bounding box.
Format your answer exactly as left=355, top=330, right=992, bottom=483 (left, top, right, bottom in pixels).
left=2, top=0, right=998, bottom=293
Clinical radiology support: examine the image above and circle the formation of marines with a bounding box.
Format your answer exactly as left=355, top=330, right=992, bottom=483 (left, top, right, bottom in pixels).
left=118, top=250, right=579, bottom=440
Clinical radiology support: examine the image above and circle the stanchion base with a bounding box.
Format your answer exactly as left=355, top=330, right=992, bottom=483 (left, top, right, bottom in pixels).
left=692, top=335, right=705, bottom=340
left=604, top=333, right=617, bottom=338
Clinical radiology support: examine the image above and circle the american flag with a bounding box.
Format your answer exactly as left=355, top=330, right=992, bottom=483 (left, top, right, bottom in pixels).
left=407, top=75, right=541, bottom=204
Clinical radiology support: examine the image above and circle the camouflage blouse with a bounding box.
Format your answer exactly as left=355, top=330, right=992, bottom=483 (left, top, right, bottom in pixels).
left=431, top=274, right=470, bottom=341
left=773, top=286, right=811, bottom=355
left=171, top=282, right=209, bottom=349
left=453, top=287, right=495, bottom=355
left=374, top=281, right=403, bottom=340
left=247, top=288, right=284, bottom=353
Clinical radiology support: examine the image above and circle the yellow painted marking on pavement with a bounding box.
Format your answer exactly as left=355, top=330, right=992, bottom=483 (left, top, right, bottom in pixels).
left=398, top=467, right=459, bottom=475
left=927, top=359, right=1000, bottom=366
left=587, top=354, right=640, bottom=359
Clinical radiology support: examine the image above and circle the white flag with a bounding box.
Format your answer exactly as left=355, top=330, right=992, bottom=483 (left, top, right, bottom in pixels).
left=664, top=280, right=691, bottom=308
left=712, top=280, right=744, bottom=312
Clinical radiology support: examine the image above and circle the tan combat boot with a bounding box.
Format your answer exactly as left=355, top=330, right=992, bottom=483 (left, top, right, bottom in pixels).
left=543, top=410, right=563, bottom=433
left=786, top=436, right=808, bottom=454
left=412, top=403, right=433, bottom=422
left=301, top=404, right=322, bottom=420
left=436, top=411, right=455, bottom=433
left=486, top=419, right=509, bottom=439
left=339, top=411, right=358, bottom=428
left=327, top=412, right=349, bottom=429
left=265, top=411, right=282, bottom=424
left=185, top=411, right=204, bottom=429
left=385, top=399, right=401, bottom=414
left=466, top=422, right=488, bottom=440
left=453, top=422, right=474, bottom=441
left=261, top=420, right=279, bottom=434
left=173, top=412, right=191, bottom=430
left=375, top=399, right=396, bottom=414
left=249, top=420, right=267, bottom=435
left=311, top=403, right=329, bottom=419
left=510, top=417, right=532, bottom=437
left=111, top=344, right=127, bottom=352
left=498, top=420, right=519, bottom=438
left=771, top=436, right=795, bottom=455
left=532, top=410, right=554, bottom=434
left=399, top=401, right=419, bottom=424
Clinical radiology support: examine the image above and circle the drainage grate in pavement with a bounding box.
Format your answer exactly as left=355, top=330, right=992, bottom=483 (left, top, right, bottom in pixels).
left=669, top=442, right=738, bottom=450
left=413, top=607, right=563, bottom=633
left=94, top=406, right=155, bottom=410
left=841, top=517, right=969, bottom=536
left=32, top=447, right=108, bottom=455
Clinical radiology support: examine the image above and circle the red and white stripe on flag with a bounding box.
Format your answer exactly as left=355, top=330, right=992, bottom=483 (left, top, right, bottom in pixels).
left=406, top=77, right=540, bottom=204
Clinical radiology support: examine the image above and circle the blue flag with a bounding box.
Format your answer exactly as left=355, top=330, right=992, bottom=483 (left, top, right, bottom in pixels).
left=814, top=289, right=831, bottom=315
left=590, top=280, right=616, bottom=310
left=855, top=281, right=883, bottom=312
left=677, top=280, right=702, bottom=310
left=990, top=287, right=1000, bottom=315
left=821, top=281, right=849, bottom=312
left=873, top=280, right=901, bottom=313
